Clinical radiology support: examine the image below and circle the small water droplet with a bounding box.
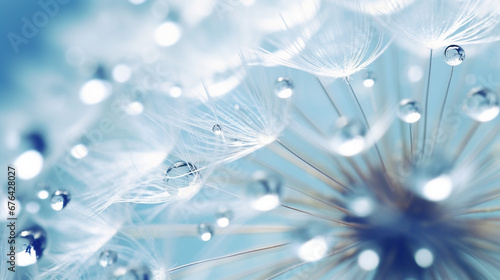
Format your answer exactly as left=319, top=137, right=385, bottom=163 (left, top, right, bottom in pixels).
left=212, top=124, right=222, bottom=135
left=164, top=161, right=200, bottom=196
left=398, top=99, right=422, bottom=123
left=463, top=88, right=499, bottom=122
left=198, top=223, right=214, bottom=241
left=329, top=118, right=366, bottom=157
left=98, top=249, right=118, bottom=267
left=444, top=45, right=465, bottom=66
left=234, top=104, right=240, bottom=110
left=274, top=77, right=294, bottom=99
left=36, top=183, right=50, bottom=200
left=216, top=207, right=233, bottom=228
left=247, top=174, right=282, bottom=211
left=71, top=143, right=88, bottom=159
left=50, top=190, right=71, bottom=211
left=169, top=85, right=182, bottom=98
left=16, top=225, right=47, bottom=267
left=363, top=72, right=375, bottom=88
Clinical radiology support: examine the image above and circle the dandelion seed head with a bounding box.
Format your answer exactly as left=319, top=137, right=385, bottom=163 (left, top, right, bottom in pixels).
left=378, top=0, right=500, bottom=49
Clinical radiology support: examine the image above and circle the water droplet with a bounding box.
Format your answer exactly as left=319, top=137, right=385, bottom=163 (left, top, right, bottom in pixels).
left=234, top=104, right=240, bottom=110
left=98, top=249, right=118, bottom=267
left=113, top=267, right=140, bottom=280
left=212, top=124, right=222, bottom=135
left=169, top=85, right=182, bottom=98
left=363, top=72, right=375, bottom=88
left=298, top=237, right=328, bottom=262
left=198, top=223, right=214, bottom=241
left=163, top=161, right=200, bottom=196
left=329, top=118, right=366, bottom=157
left=463, top=88, right=499, bottom=122
left=50, top=190, right=71, bottom=211
left=124, top=101, right=144, bottom=116
left=71, top=143, right=88, bottom=159
left=444, top=45, right=465, bottom=66
left=413, top=158, right=454, bottom=202
left=216, top=207, right=233, bottom=228
left=414, top=248, right=434, bottom=268
left=36, top=183, right=50, bottom=200
left=247, top=174, right=282, bottom=211
left=398, top=99, right=422, bottom=123
left=155, top=21, right=182, bottom=47
left=14, top=150, right=44, bottom=180
left=358, top=249, right=380, bottom=271
left=16, top=225, right=47, bottom=267
left=79, top=79, right=112, bottom=105
left=274, top=77, right=294, bottom=99
left=350, top=196, right=374, bottom=217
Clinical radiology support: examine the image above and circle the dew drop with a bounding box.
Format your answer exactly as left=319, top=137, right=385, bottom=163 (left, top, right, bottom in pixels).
left=198, top=223, right=214, bottom=241
left=463, top=88, right=499, bottom=122
left=98, top=249, right=118, bottom=267
left=71, top=143, right=88, bottom=159
left=36, top=183, right=50, bottom=200
left=398, top=99, right=422, bottom=123
left=113, top=267, right=140, bottom=280
left=274, top=77, right=294, bottom=99
left=16, top=225, right=47, bottom=267
left=444, top=45, right=465, bottom=66
left=363, top=72, right=375, bottom=88
left=212, top=124, right=222, bottom=135
left=169, top=85, right=182, bottom=98
left=154, top=21, right=182, bottom=47
left=50, top=190, right=71, bottom=211
left=329, top=118, right=366, bottom=157
left=358, top=249, right=380, bottom=271
left=163, top=161, right=200, bottom=196
left=216, top=207, right=233, bottom=228
left=79, top=79, right=112, bottom=105
left=247, top=174, right=282, bottom=211
left=414, top=248, right=434, bottom=268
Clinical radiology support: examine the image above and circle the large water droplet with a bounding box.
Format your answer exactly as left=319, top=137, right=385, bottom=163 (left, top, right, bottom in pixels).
left=463, top=88, right=499, bottom=122
left=398, top=99, right=422, bottom=123
left=163, top=161, right=200, bottom=196
left=98, top=249, right=118, bottom=267
left=444, top=45, right=465, bottom=66
left=247, top=174, right=283, bottom=211
left=329, top=118, right=366, bottom=157
left=198, top=223, right=214, bottom=241
left=50, top=190, right=71, bottom=211
left=274, top=77, right=294, bottom=99
left=212, top=124, right=222, bottom=135
left=16, top=225, right=47, bottom=267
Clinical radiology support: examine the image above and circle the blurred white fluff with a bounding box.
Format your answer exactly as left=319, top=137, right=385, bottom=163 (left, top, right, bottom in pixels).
left=376, top=0, right=500, bottom=49
left=146, top=65, right=291, bottom=165
left=254, top=1, right=390, bottom=78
